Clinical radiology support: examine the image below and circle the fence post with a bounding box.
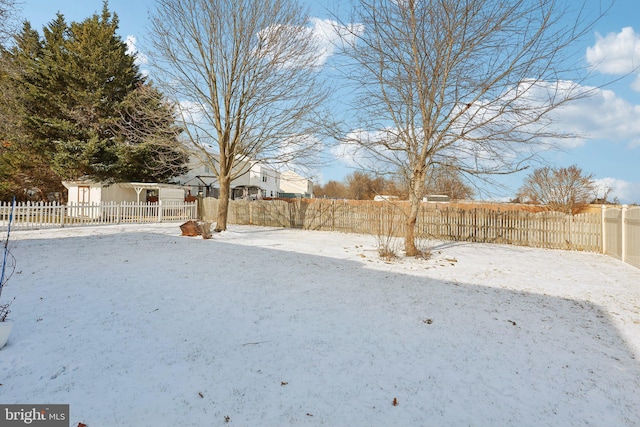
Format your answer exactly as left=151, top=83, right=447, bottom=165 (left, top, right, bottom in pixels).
left=331, top=200, right=335, bottom=232
left=58, top=202, right=63, bottom=227
left=601, top=205, right=607, bottom=254
left=566, top=213, right=572, bottom=250
left=621, top=204, right=628, bottom=264
left=158, top=200, right=163, bottom=223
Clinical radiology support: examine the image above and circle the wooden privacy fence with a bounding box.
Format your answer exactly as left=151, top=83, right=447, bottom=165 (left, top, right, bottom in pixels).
left=201, top=198, right=601, bottom=249
left=201, top=198, right=638, bottom=268
left=0, top=201, right=198, bottom=231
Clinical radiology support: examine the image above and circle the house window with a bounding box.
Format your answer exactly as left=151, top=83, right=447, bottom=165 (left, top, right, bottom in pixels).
left=146, top=189, right=159, bottom=203
left=261, top=172, right=268, bottom=183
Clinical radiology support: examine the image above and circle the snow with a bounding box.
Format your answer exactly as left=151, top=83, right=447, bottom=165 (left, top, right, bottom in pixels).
left=2, top=223, right=640, bottom=426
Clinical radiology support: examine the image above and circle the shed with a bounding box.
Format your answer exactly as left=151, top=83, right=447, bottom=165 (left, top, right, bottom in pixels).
left=63, top=181, right=187, bottom=205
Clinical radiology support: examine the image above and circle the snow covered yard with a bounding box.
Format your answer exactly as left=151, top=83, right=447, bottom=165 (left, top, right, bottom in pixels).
left=2, top=223, right=640, bottom=426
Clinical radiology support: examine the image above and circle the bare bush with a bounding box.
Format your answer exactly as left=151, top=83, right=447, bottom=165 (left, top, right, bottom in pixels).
left=517, top=165, right=595, bottom=214
left=375, top=204, right=399, bottom=260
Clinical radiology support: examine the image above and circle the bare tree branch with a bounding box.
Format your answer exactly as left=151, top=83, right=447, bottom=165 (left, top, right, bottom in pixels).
left=0, top=0, right=20, bottom=46
left=112, top=82, right=189, bottom=180
left=148, top=0, right=332, bottom=231
left=338, top=0, right=610, bottom=255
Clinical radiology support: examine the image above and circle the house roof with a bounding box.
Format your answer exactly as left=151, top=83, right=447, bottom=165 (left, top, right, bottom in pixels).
left=62, top=181, right=186, bottom=190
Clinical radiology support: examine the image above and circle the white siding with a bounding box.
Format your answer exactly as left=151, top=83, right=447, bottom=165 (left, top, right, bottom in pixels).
left=159, top=187, right=186, bottom=202
left=280, top=171, right=313, bottom=197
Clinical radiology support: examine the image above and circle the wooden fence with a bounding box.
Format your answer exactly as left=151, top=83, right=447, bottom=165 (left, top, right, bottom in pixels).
left=200, top=198, right=603, bottom=252
left=0, top=201, right=198, bottom=231
left=3, top=197, right=636, bottom=269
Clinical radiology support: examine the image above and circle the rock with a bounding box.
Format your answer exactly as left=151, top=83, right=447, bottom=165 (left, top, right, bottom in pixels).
left=200, top=222, right=212, bottom=239
left=180, top=220, right=212, bottom=239
left=180, top=220, right=200, bottom=236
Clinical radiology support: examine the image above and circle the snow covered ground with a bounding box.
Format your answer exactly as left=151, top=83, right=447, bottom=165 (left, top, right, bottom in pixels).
left=2, top=223, right=640, bottom=426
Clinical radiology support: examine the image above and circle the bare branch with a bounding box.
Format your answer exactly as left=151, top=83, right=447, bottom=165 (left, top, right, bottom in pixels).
left=148, top=0, right=333, bottom=230
left=0, top=0, right=20, bottom=46
left=337, top=0, right=610, bottom=255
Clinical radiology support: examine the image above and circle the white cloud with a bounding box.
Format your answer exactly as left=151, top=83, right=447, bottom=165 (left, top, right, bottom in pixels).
left=330, top=132, right=369, bottom=169
left=258, top=19, right=362, bottom=69
left=632, top=74, right=640, bottom=92
left=586, top=27, right=640, bottom=91
left=593, top=177, right=640, bottom=204
left=125, top=35, right=149, bottom=71
left=475, top=79, right=640, bottom=149
left=308, top=18, right=363, bottom=67
left=548, top=85, right=640, bottom=148
left=177, top=100, right=208, bottom=127
left=331, top=128, right=409, bottom=172
left=332, top=77, right=640, bottom=177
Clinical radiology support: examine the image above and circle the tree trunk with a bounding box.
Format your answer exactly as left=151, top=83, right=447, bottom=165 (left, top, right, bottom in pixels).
left=215, top=176, right=231, bottom=232
left=404, top=194, right=421, bottom=256
left=405, top=167, right=426, bottom=257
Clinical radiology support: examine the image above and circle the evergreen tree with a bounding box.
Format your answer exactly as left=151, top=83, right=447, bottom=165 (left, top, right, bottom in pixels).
left=0, top=2, right=186, bottom=201
left=0, top=23, right=67, bottom=201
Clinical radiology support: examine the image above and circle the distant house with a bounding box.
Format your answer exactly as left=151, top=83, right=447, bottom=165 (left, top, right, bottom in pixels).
left=63, top=181, right=186, bottom=205
left=279, top=171, right=313, bottom=198
left=172, top=149, right=219, bottom=198
left=174, top=149, right=309, bottom=200
left=373, top=195, right=399, bottom=202
left=230, top=162, right=281, bottom=200
left=422, top=195, right=451, bottom=202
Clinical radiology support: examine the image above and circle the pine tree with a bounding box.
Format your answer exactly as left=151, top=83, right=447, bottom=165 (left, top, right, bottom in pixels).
left=0, top=23, right=67, bottom=201
left=50, top=5, right=143, bottom=180
left=1, top=2, right=186, bottom=201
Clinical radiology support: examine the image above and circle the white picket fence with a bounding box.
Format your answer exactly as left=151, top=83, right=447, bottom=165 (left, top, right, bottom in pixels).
left=0, top=201, right=198, bottom=231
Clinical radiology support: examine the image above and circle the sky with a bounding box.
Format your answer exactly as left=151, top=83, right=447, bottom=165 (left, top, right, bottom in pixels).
left=12, top=0, right=640, bottom=204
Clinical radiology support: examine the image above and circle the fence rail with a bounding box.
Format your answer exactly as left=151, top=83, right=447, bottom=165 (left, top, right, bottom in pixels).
left=0, top=201, right=198, bottom=230
left=201, top=198, right=638, bottom=269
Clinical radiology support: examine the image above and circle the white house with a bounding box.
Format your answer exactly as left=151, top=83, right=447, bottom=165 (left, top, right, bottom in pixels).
left=279, top=170, right=313, bottom=198
left=230, top=162, right=281, bottom=200
left=173, top=149, right=219, bottom=198
left=173, top=150, right=282, bottom=200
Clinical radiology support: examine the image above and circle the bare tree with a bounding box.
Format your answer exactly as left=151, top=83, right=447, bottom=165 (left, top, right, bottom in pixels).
left=113, top=82, right=189, bottom=181
left=0, top=0, right=19, bottom=45
left=315, top=180, right=348, bottom=199
left=517, top=165, right=595, bottom=214
left=148, top=0, right=331, bottom=231
left=425, top=165, right=474, bottom=200
left=338, top=0, right=608, bottom=256
left=346, top=171, right=386, bottom=200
